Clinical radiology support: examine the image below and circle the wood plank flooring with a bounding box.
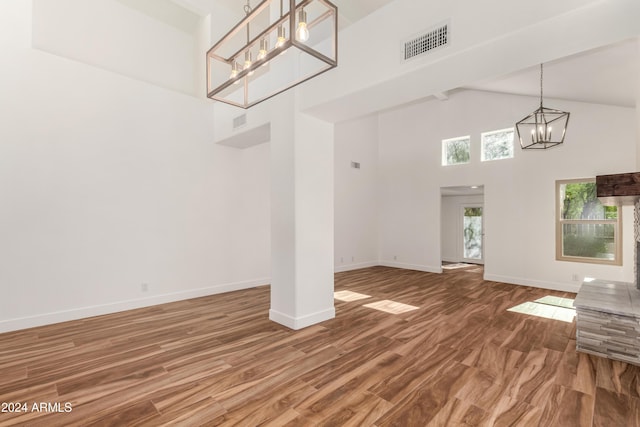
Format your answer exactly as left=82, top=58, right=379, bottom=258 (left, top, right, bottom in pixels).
left=1, top=266, right=640, bottom=426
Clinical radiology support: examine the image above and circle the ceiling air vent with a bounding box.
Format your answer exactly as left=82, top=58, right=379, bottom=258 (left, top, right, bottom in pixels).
left=403, top=22, right=449, bottom=61
left=233, top=113, right=247, bottom=129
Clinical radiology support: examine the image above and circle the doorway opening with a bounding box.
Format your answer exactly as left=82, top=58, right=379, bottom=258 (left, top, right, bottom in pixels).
left=440, top=185, right=485, bottom=271
left=462, top=204, right=483, bottom=264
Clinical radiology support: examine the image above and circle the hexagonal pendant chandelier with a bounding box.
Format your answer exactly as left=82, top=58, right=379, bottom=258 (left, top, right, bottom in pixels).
left=207, top=0, right=338, bottom=109
left=516, top=64, right=570, bottom=149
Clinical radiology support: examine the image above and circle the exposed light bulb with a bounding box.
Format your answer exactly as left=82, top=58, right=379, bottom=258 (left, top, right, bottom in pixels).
left=276, top=25, right=286, bottom=50
left=297, top=22, right=309, bottom=41
left=229, top=61, right=240, bottom=84
left=530, top=124, right=552, bottom=143
left=244, top=51, right=254, bottom=76
left=296, top=9, right=309, bottom=42
left=257, top=38, right=268, bottom=62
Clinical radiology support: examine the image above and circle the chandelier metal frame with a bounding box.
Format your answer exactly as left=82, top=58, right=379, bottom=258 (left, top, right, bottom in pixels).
left=516, top=64, right=570, bottom=150
left=206, top=0, right=338, bottom=109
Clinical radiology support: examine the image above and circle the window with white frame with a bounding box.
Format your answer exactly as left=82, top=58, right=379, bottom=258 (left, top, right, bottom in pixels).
left=442, top=136, right=470, bottom=166
left=556, top=178, right=621, bottom=265
left=481, top=128, right=514, bottom=161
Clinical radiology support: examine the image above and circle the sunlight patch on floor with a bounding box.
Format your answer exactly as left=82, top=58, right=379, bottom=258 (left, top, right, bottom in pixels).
left=442, top=263, right=475, bottom=270
left=508, top=301, right=576, bottom=323
left=363, top=300, right=419, bottom=314
left=334, top=290, right=372, bottom=302
left=534, top=296, right=575, bottom=309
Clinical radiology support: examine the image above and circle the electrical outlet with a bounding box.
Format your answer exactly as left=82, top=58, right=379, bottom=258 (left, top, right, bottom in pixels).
left=340, top=257, right=343, bottom=263
left=141, top=283, right=149, bottom=292
left=351, top=256, right=354, bottom=262
left=393, top=255, right=397, bottom=261
left=571, top=274, right=580, bottom=282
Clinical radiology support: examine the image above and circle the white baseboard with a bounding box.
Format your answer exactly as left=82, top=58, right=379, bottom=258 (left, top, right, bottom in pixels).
left=0, top=278, right=270, bottom=334
left=370, top=264, right=578, bottom=293
left=269, top=307, right=335, bottom=330
left=378, top=261, right=442, bottom=274
left=484, top=274, right=581, bottom=293
left=1, top=267, right=582, bottom=334
left=334, top=261, right=378, bottom=273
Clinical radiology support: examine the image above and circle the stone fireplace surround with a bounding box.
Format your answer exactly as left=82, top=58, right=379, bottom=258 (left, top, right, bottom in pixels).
left=636, top=200, right=640, bottom=290
left=573, top=200, right=640, bottom=365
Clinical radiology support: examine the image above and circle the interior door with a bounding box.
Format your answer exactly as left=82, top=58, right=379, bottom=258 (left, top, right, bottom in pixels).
left=462, top=205, right=484, bottom=264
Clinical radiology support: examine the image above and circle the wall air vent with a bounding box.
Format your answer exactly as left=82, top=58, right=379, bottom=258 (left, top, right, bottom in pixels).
left=233, top=114, right=247, bottom=129
left=403, top=22, right=449, bottom=61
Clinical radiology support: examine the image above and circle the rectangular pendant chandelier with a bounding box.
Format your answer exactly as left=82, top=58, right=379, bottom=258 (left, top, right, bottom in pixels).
left=207, top=0, right=338, bottom=109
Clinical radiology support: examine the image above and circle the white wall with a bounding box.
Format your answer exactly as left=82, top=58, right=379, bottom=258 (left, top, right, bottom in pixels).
left=0, top=0, right=31, bottom=50
left=378, top=90, right=637, bottom=292
left=0, top=2, right=271, bottom=333
left=334, top=115, right=379, bottom=272
left=637, top=41, right=640, bottom=169
left=231, top=143, right=271, bottom=281
left=32, top=0, right=198, bottom=96
left=441, top=194, right=484, bottom=263
left=637, top=104, right=640, bottom=170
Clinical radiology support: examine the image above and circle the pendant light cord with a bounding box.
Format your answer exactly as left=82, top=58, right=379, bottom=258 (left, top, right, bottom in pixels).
left=539, top=63, right=544, bottom=109
left=244, top=0, right=252, bottom=44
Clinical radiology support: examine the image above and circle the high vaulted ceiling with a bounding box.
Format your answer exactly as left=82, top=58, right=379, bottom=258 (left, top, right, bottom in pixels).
left=466, top=37, right=639, bottom=108
left=202, top=0, right=394, bottom=28
left=161, top=0, right=639, bottom=109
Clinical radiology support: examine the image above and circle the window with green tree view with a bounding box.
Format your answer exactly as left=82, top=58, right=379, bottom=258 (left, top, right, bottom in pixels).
left=481, top=128, right=514, bottom=161
left=442, top=136, right=470, bottom=166
left=556, top=179, right=621, bottom=265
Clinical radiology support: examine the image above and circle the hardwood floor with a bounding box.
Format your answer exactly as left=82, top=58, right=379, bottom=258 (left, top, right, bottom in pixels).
left=1, top=266, right=639, bottom=426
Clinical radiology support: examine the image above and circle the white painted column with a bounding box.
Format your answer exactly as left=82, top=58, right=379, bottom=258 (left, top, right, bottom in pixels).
left=637, top=99, right=640, bottom=172
left=269, top=92, right=335, bottom=329
left=637, top=39, right=640, bottom=170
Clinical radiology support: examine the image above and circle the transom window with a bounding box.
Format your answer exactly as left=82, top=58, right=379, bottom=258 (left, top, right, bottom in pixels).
left=556, top=179, right=621, bottom=265
left=442, top=136, right=470, bottom=166
left=481, top=128, right=514, bottom=161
